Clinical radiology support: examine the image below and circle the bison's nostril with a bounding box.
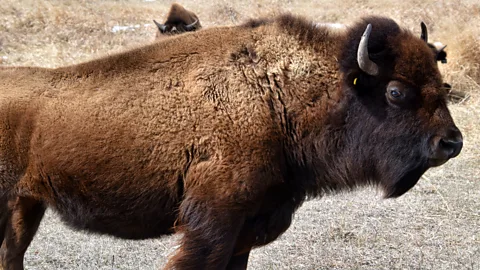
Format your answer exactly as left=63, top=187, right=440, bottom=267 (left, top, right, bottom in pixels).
left=439, top=136, right=463, bottom=158
left=437, top=127, right=463, bottom=159
left=430, top=127, right=463, bottom=163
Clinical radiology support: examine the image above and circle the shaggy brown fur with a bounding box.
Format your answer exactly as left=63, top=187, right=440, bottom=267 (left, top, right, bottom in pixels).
left=0, top=14, right=462, bottom=270
left=154, top=3, right=202, bottom=39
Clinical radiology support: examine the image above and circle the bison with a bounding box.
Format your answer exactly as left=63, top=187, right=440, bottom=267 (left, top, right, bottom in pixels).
left=0, top=14, right=463, bottom=270
left=153, top=3, right=201, bottom=38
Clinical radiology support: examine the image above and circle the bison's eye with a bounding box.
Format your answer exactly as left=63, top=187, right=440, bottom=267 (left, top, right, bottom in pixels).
left=386, top=80, right=411, bottom=107
left=390, top=89, right=402, bottom=99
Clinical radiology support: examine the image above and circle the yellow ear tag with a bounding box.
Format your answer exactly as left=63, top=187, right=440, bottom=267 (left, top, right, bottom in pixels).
left=353, top=78, right=358, bottom=85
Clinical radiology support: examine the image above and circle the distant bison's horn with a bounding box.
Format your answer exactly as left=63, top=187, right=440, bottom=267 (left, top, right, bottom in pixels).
left=357, top=24, right=379, bottom=76
left=438, top=44, right=447, bottom=52
left=153, top=19, right=167, bottom=32
left=184, top=19, right=199, bottom=31
left=420, top=21, right=428, bottom=43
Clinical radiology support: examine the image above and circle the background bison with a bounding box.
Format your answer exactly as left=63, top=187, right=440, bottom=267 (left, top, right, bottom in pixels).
left=0, top=1, right=478, bottom=269
left=153, top=3, right=201, bottom=39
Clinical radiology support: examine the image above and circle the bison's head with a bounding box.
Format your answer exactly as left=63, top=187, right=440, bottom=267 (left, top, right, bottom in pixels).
left=153, top=3, right=201, bottom=39
left=336, top=16, right=462, bottom=198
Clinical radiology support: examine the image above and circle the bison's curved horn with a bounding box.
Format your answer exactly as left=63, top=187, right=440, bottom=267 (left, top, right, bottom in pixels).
left=438, top=44, right=447, bottom=52
left=420, top=21, right=428, bottom=43
left=357, top=24, right=379, bottom=76
left=184, top=19, right=199, bottom=31
left=153, top=20, right=167, bottom=32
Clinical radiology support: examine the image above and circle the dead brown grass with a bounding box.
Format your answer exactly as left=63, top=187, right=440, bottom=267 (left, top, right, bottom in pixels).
left=0, top=0, right=479, bottom=269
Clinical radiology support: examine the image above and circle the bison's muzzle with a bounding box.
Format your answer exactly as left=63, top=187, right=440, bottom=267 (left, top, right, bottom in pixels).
left=429, top=127, right=463, bottom=166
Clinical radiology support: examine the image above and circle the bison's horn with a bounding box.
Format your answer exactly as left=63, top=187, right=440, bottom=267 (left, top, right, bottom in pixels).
left=153, top=19, right=167, bottom=32
left=184, top=19, right=199, bottom=31
left=357, top=24, right=379, bottom=76
left=420, top=21, right=428, bottom=43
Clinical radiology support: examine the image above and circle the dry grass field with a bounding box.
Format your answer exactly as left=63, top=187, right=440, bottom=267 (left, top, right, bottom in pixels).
left=1, top=0, right=479, bottom=269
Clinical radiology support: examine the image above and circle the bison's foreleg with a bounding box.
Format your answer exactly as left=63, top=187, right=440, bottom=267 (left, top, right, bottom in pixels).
left=0, top=196, right=45, bottom=270
left=0, top=197, right=11, bottom=249
left=225, top=250, right=250, bottom=270
left=164, top=196, right=246, bottom=270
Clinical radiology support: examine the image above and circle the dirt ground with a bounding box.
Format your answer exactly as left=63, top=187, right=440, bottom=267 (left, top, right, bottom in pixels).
left=1, top=0, right=479, bottom=269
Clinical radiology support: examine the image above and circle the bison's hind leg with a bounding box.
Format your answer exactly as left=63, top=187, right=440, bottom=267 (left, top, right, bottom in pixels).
left=0, top=196, right=45, bottom=270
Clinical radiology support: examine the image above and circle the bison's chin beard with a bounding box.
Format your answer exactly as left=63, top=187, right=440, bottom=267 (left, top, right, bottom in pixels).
left=382, top=165, right=429, bottom=198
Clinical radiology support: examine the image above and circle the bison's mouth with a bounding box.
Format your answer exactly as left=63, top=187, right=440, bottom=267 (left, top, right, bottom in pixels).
left=383, top=165, right=428, bottom=198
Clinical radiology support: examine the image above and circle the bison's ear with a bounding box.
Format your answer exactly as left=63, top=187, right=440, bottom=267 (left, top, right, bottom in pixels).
left=351, top=75, right=370, bottom=89
left=346, top=72, right=372, bottom=94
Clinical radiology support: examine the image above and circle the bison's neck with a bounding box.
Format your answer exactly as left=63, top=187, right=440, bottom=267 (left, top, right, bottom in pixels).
left=282, top=88, right=370, bottom=198
left=245, top=22, right=361, bottom=197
